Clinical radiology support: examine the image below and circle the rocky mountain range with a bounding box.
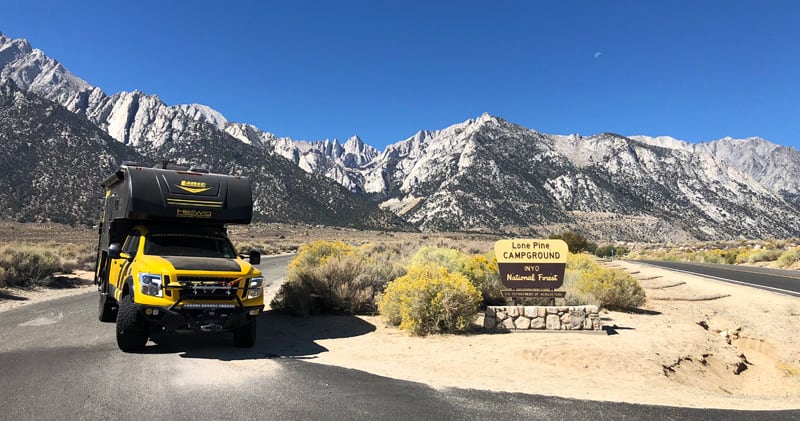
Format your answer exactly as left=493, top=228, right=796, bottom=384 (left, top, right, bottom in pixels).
left=0, top=33, right=410, bottom=230
left=1, top=31, right=799, bottom=241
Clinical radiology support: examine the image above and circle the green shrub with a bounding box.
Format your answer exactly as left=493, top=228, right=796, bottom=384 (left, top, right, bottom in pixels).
left=378, top=264, right=482, bottom=336
left=0, top=246, right=64, bottom=287
left=549, top=231, right=590, bottom=253
left=0, top=266, right=6, bottom=288
left=594, top=245, right=628, bottom=258
left=777, top=248, right=800, bottom=268
left=271, top=240, right=405, bottom=316
left=749, top=249, right=783, bottom=263
left=576, top=267, right=645, bottom=310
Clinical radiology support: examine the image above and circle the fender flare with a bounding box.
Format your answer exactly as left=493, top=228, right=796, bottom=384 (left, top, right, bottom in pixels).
left=120, top=276, right=135, bottom=299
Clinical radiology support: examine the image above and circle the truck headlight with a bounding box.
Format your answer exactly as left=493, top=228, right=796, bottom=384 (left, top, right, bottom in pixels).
left=247, top=277, right=264, bottom=299
left=139, top=273, right=163, bottom=297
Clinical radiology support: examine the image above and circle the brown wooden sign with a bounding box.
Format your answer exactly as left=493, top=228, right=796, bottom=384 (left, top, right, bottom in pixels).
left=494, top=239, right=568, bottom=289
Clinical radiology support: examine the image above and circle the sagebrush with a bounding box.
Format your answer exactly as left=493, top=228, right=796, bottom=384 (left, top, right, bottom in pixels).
left=0, top=245, right=67, bottom=287
left=271, top=240, right=405, bottom=315
left=378, top=263, right=482, bottom=336
left=410, top=247, right=502, bottom=304
left=576, top=267, right=645, bottom=310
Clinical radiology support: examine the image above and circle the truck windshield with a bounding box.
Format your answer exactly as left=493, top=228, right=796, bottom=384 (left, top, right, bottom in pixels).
left=144, top=233, right=236, bottom=258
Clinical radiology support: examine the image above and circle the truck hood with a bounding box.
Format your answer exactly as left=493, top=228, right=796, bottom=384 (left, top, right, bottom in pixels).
left=161, top=256, right=243, bottom=272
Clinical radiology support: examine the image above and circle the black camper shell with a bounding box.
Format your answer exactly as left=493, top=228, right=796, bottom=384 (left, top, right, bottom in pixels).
left=97, top=163, right=253, bottom=252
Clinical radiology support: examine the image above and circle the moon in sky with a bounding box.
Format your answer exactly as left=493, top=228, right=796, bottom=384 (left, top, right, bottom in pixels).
left=594, top=52, right=602, bottom=59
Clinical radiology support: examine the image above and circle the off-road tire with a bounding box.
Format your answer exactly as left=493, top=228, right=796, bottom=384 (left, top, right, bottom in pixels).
left=98, top=293, right=117, bottom=323
left=233, top=319, right=257, bottom=347
left=116, top=294, right=148, bottom=352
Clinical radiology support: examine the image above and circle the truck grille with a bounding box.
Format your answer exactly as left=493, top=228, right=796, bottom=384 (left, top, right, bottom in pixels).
left=177, top=276, right=242, bottom=300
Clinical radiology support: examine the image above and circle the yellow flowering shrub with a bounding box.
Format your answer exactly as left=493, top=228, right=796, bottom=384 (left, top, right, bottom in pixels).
left=777, top=247, right=800, bottom=268
left=287, top=240, right=355, bottom=273
left=410, top=247, right=501, bottom=304
left=567, top=253, right=599, bottom=272
left=576, top=267, right=645, bottom=310
left=378, top=264, right=482, bottom=336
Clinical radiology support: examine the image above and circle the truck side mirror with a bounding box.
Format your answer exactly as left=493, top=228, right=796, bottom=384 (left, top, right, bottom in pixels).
left=249, top=251, right=261, bottom=265
left=108, top=243, right=122, bottom=259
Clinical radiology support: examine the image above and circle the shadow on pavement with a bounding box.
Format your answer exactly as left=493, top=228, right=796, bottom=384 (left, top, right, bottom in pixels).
left=140, top=310, right=376, bottom=361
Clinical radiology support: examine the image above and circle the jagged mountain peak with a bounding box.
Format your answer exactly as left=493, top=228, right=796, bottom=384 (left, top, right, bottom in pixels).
left=3, top=31, right=800, bottom=240
left=0, top=33, right=92, bottom=106
left=0, top=32, right=33, bottom=59
left=176, top=103, right=229, bottom=129
left=344, top=135, right=362, bottom=147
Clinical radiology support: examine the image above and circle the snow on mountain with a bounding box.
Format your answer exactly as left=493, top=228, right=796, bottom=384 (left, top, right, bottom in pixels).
left=0, top=33, right=411, bottom=231
left=176, top=103, right=228, bottom=129
left=2, top=31, right=799, bottom=240
left=630, top=134, right=800, bottom=209
left=0, top=33, right=92, bottom=111
left=341, top=115, right=800, bottom=240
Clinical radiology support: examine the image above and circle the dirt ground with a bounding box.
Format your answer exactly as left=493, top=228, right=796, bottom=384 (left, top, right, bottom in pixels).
left=286, top=260, right=800, bottom=410
left=2, top=223, right=799, bottom=410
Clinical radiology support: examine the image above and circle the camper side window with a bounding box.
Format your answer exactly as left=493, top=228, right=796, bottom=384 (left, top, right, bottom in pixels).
left=122, top=231, right=141, bottom=257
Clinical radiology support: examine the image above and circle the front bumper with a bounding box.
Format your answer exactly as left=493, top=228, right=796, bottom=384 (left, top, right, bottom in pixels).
left=136, top=303, right=264, bottom=333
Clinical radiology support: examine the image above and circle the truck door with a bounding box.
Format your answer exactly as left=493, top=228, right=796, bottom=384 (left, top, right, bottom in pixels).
left=109, top=230, right=141, bottom=297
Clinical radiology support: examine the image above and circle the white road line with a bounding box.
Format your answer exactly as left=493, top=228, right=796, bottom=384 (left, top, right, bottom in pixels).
left=637, top=262, right=800, bottom=297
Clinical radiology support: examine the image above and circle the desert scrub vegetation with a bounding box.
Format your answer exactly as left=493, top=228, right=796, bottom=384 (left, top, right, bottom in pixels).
left=410, top=247, right=502, bottom=304
left=378, top=264, right=482, bottom=336
left=777, top=247, right=800, bottom=268
left=270, top=240, right=406, bottom=316
left=561, top=253, right=601, bottom=307
left=553, top=253, right=642, bottom=309
left=233, top=239, right=300, bottom=256
left=576, top=266, right=646, bottom=310
left=271, top=240, right=503, bottom=317
left=628, top=239, right=800, bottom=268
left=0, top=244, right=76, bottom=287
left=272, top=238, right=645, bottom=332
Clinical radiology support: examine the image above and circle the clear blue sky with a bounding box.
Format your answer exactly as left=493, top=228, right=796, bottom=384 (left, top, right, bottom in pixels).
left=3, top=0, right=799, bottom=150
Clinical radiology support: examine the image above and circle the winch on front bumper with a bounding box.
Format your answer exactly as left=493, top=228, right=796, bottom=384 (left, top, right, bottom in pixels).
left=137, top=276, right=264, bottom=333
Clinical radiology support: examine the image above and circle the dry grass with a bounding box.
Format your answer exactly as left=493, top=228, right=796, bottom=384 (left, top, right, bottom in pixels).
left=627, top=238, right=800, bottom=269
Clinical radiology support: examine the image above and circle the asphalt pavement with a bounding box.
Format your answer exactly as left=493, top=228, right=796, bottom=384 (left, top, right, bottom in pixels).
left=639, top=260, right=800, bottom=297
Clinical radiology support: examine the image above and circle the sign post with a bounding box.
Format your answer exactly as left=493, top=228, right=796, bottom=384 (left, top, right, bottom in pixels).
left=494, top=239, right=568, bottom=304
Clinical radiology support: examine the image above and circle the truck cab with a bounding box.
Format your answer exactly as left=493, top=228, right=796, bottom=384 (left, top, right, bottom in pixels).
left=95, top=163, right=264, bottom=352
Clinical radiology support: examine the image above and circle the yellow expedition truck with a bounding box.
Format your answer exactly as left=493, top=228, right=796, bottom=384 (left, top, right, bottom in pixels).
left=94, top=162, right=265, bottom=352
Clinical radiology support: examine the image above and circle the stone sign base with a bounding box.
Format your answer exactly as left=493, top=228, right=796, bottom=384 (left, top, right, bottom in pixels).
left=483, top=305, right=602, bottom=332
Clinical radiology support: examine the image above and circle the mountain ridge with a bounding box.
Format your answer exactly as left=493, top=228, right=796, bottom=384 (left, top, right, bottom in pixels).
left=1, top=32, right=798, bottom=240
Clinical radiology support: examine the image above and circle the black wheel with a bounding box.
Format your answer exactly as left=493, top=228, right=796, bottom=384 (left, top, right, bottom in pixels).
left=233, top=319, right=256, bottom=348
left=116, top=294, right=148, bottom=352
left=98, top=293, right=117, bottom=323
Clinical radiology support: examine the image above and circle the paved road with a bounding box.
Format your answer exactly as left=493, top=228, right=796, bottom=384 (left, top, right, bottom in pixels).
left=1, top=255, right=798, bottom=420
left=639, top=260, right=800, bottom=297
